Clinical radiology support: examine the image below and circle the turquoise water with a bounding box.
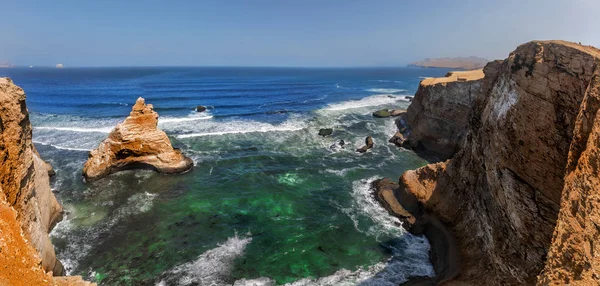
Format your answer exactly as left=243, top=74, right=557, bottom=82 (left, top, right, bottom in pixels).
left=1, top=67, right=449, bottom=285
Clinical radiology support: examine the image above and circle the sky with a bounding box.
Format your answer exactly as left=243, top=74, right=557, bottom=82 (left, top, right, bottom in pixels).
left=1, top=0, right=599, bottom=67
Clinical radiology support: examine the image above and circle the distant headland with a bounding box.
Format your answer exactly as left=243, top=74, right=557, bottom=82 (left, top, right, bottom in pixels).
left=408, top=56, right=488, bottom=70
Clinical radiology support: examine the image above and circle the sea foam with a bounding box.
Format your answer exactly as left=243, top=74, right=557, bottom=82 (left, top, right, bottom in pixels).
left=323, top=95, right=409, bottom=111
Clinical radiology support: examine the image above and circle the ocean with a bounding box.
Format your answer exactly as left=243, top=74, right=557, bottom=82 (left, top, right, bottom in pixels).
left=1, top=67, right=451, bottom=285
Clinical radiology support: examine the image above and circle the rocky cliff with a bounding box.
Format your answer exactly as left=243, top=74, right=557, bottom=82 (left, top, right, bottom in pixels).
left=378, top=41, right=600, bottom=285
left=0, top=78, right=91, bottom=285
left=83, top=97, right=193, bottom=181
left=403, top=69, right=485, bottom=159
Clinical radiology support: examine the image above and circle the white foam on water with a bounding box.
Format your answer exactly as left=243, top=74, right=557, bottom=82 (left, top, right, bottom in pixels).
left=323, top=95, right=409, bottom=112
left=157, top=234, right=253, bottom=286
left=175, top=116, right=308, bottom=139
left=33, top=140, right=92, bottom=152
left=35, top=126, right=113, bottom=133
left=159, top=114, right=214, bottom=123
left=365, top=88, right=406, bottom=94
left=51, top=191, right=159, bottom=275
left=343, top=177, right=405, bottom=238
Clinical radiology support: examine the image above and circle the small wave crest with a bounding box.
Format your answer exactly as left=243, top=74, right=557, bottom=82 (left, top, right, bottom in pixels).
left=323, top=95, right=409, bottom=112
left=175, top=116, right=307, bottom=139
left=159, top=114, right=214, bottom=123
left=365, top=88, right=406, bottom=94
left=35, top=126, right=113, bottom=133
left=157, top=234, right=252, bottom=286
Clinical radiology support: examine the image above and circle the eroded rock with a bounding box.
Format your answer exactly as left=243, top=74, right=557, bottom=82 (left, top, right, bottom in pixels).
left=83, top=97, right=193, bottom=181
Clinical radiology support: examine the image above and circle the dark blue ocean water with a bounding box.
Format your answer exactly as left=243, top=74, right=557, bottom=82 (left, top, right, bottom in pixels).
left=1, top=67, right=451, bottom=285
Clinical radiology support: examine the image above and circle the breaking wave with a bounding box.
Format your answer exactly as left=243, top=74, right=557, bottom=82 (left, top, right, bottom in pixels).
left=157, top=235, right=253, bottom=286
left=323, top=95, right=409, bottom=111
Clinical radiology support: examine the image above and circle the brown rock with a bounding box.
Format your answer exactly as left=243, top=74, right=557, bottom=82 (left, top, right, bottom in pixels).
left=356, top=136, right=374, bottom=153
left=390, top=109, right=406, bottom=117
left=538, top=65, right=600, bottom=284
left=388, top=132, right=408, bottom=147
left=405, top=69, right=485, bottom=160
left=384, top=41, right=600, bottom=285
left=83, top=97, right=193, bottom=181
left=0, top=77, right=92, bottom=284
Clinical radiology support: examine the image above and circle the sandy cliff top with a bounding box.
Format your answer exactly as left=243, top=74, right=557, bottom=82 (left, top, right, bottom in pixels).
left=420, top=69, right=484, bottom=86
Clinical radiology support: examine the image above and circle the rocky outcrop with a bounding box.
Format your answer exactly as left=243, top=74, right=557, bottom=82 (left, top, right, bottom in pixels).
left=0, top=78, right=91, bottom=284
left=356, top=136, right=374, bottom=153
left=402, top=69, right=486, bottom=160
left=538, top=60, right=600, bottom=284
left=379, top=41, right=600, bottom=285
left=83, top=97, right=193, bottom=181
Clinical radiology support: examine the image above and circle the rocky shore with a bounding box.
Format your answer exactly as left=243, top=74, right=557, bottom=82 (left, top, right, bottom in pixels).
left=83, top=97, right=193, bottom=181
left=376, top=40, right=600, bottom=285
left=0, top=78, right=91, bottom=285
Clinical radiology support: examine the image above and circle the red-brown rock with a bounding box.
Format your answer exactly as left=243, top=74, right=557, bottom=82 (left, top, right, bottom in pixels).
left=83, top=97, right=193, bottom=181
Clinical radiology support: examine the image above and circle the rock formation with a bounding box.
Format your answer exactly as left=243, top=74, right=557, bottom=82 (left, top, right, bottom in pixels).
left=0, top=77, right=91, bottom=285
left=401, top=69, right=485, bottom=160
left=356, top=136, right=374, bottom=153
left=83, top=97, right=194, bottom=181
left=377, top=41, right=600, bottom=285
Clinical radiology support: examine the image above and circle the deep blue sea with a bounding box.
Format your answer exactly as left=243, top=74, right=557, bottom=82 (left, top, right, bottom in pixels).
left=1, top=67, right=451, bottom=285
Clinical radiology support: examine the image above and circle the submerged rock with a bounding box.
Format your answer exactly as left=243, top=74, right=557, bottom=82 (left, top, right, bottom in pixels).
left=83, top=97, right=194, bottom=181
left=196, top=105, right=207, bottom=112
left=372, top=109, right=391, bottom=118
left=318, top=128, right=333, bottom=137
left=356, top=136, right=374, bottom=153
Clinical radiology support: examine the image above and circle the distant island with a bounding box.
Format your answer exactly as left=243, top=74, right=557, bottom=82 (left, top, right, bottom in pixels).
left=408, top=56, right=488, bottom=69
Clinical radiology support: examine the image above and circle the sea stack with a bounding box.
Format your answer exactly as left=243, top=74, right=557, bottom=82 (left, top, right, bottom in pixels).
left=83, top=97, right=194, bottom=181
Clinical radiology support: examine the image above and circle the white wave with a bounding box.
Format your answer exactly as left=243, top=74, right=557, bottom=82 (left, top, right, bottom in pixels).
left=35, top=126, right=113, bottom=133
left=32, top=140, right=92, bottom=152
left=323, top=95, right=409, bottom=112
left=157, top=234, right=252, bottom=286
left=51, top=191, right=158, bottom=275
left=159, top=115, right=214, bottom=123
left=177, top=126, right=304, bottom=138
left=175, top=117, right=307, bottom=139
left=365, top=88, right=406, bottom=94
left=343, top=176, right=405, bottom=238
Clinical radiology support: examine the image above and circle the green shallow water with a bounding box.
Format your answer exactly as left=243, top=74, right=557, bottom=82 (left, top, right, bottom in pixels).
left=44, top=103, right=434, bottom=285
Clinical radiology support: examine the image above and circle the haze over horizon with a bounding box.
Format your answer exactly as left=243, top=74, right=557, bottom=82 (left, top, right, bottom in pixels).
left=2, top=0, right=599, bottom=67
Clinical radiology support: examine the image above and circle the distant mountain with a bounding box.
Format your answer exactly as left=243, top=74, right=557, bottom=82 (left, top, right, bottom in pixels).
left=408, top=56, right=489, bottom=70
left=0, top=62, right=14, bottom=68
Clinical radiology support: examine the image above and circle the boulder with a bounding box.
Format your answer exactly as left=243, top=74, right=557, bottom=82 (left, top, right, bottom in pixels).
left=356, top=136, right=374, bottom=153
left=388, top=132, right=408, bottom=148
left=318, top=128, right=333, bottom=137
left=196, top=105, right=207, bottom=112
left=83, top=97, right=194, bottom=181
left=372, top=109, right=391, bottom=118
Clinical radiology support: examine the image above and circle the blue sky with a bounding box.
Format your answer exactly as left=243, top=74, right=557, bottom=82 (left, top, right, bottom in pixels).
left=1, top=0, right=599, bottom=67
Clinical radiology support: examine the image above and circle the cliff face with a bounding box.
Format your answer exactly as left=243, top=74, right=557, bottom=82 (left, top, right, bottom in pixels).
left=538, top=63, right=600, bottom=284
left=0, top=78, right=91, bottom=285
left=0, top=77, right=63, bottom=275
left=83, top=97, right=193, bottom=181
left=391, top=41, right=600, bottom=285
left=404, top=69, right=485, bottom=159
